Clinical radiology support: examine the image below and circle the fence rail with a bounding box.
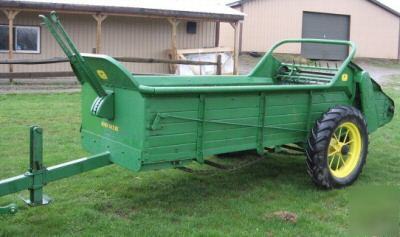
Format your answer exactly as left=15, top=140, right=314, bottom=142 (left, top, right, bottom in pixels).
left=0, top=55, right=222, bottom=80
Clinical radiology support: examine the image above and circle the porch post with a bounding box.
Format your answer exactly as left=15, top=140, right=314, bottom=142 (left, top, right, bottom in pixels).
left=93, top=14, right=108, bottom=54
left=3, top=10, right=20, bottom=81
left=231, top=21, right=240, bottom=75
left=168, top=18, right=180, bottom=73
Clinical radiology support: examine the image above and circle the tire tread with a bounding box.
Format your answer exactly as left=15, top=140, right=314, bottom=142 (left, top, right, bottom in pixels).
left=306, top=105, right=368, bottom=189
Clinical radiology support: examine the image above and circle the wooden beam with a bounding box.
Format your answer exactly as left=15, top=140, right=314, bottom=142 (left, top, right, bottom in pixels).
left=232, top=21, right=240, bottom=75
left=0, top=56, right=218, bottom=66
left=177, top=47, right=232, bottom=55
left=239, top=5, right=244, bottom=53
left=2, top=9, right=20, bottom=79
left=0, top=57, right=69, bottom=65
left=167, top=18, right=180, bottom=73
left=215, top=21, right=220, bottom=47
left=216, top=54, right=222, bottom=75
left=93, top=14, right=107, bottom=54
left=0, top=71, right=75, bottom=79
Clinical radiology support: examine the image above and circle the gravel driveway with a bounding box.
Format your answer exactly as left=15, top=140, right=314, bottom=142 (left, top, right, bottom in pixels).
left=355, top=59, right=400, bottom=84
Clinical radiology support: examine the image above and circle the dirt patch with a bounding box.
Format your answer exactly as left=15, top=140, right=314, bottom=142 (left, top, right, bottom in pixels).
left=0, top=84, right=80, bottom=94
left=0, top=77, right=79, bottom=94
left=266, top=211, right=298, bottom=224
left=96, top=202, right=138, bottom=219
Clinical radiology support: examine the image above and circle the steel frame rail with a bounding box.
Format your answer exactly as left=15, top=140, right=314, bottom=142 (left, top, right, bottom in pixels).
left=0, top=126, right=112, bottom=214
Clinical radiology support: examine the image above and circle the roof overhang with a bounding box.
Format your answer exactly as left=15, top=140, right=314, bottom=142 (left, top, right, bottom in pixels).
left=367, top=0, right=400, bottom=17
left=0, top=0, right=245, bottom=22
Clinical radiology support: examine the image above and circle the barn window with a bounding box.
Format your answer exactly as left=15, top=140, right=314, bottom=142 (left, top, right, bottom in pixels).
left=186, top=21, right=197, bottom=34
left=0, top=25, right=40, bottom=53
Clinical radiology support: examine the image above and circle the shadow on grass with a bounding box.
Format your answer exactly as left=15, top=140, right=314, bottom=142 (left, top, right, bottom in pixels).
left=92, top=154, right=314, bottom=217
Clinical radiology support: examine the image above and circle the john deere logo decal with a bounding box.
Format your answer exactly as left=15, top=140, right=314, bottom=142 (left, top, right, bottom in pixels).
left=97, top=70, right=108, bottom=80
left=341, top=73, right=349, bottom=82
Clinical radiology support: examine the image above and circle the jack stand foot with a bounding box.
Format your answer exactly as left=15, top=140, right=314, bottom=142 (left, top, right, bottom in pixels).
left=20, top=194, right=52, bottom=206
left=0, top=203, right=18, bottom=214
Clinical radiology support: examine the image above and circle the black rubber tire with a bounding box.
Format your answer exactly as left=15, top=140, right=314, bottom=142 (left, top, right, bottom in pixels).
left=306, top=105, right=368, bottom=189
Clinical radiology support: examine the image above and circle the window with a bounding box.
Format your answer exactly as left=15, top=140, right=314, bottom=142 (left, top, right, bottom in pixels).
left=186, top=22, right=197, bottom=34
left=15, top=26, right=40, bottom=53
left=0, top=25, right=40, bottom=53
left=0, top=26, right=9, bottom=51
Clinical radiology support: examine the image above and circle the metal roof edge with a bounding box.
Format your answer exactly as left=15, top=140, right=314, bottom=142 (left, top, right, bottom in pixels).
left=367, top=0, right=400, bottom=17
left=229, top=0, right=399, bottom=18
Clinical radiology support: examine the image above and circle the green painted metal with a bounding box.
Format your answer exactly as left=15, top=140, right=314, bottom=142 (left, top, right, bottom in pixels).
left=0, top=204, right=17, bottom=215
left=1, top=153, right=111, bottom=195
left=0, top=12, right=395, bottom=211
left=0, top=126, right=112, bottom=209
left=26, top=126, right=51, bottom=206
left=196, top=95, right=206, bottom=163
left=256, top=92, right=266, bottom=155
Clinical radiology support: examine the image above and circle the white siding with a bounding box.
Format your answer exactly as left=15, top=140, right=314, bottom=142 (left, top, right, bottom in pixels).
left=220, top=0, right=400, bottom=59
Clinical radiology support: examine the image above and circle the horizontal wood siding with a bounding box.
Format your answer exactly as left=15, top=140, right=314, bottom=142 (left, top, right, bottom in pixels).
left=0, top=11, right=216, bottom=74
left=142, top=90, right=350, bottom=163
left=144, top=95, right=199, bottom=162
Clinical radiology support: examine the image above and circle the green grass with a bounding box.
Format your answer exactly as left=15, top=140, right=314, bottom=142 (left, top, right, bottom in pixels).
left=0, top=86, right=398, bottom=236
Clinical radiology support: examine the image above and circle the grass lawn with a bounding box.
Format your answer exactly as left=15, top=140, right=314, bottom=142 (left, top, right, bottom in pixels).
left=0, top=83, right=398, bottom=236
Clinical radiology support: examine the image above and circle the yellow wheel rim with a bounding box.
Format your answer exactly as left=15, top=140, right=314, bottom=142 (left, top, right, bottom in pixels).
left=327, top=122, right=362, bottom=179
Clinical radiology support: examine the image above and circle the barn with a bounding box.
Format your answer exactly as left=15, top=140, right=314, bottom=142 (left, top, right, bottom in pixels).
left=219, top=0, right=400, bottom=60
left=0, top=0, right=243, bottom=75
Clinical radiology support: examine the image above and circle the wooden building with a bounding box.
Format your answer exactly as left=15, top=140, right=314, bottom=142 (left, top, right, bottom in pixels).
left=0, top=0, right=244, bottom=74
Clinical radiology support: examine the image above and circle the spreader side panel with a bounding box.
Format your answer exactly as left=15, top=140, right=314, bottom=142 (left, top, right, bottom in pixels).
left=142, top=89, right=352, bottom=165
left=143, top=93, right=263, bottom=163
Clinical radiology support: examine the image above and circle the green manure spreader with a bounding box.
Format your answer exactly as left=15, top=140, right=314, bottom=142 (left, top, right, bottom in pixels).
left=0, top=12, right=394, bottom=214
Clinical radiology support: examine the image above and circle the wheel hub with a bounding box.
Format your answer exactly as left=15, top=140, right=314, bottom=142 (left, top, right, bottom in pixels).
left=341, top=145, right=350, bottom=155
left=327, top=122, right=363, bottom=178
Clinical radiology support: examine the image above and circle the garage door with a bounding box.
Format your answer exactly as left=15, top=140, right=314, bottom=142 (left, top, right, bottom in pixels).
left=301, top=12, right=350, bottom=60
